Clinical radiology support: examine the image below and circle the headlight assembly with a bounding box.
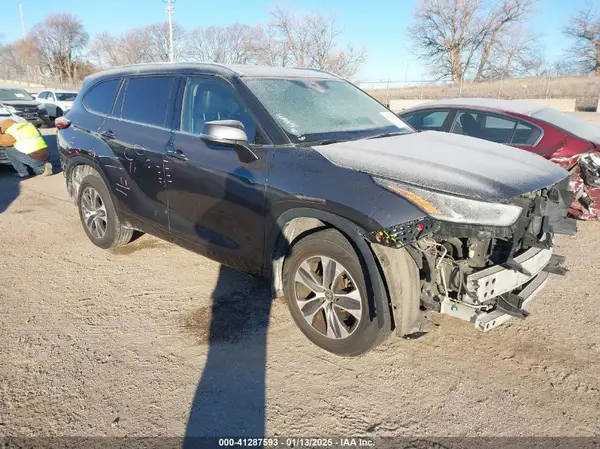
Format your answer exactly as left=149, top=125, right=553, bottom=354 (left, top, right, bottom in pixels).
left=373, top=177, right=523, bottom=227
left=4, top=105, right=17, bottom=114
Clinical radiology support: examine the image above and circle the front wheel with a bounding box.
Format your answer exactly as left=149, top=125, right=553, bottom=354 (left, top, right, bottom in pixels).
left=283, top=228, right=391, bottom=356
left=77, top=172, right=134, bottom=249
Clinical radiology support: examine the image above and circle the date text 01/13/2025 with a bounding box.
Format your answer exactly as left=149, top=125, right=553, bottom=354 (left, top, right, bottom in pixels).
left=217, top=438, right=376, bottom=447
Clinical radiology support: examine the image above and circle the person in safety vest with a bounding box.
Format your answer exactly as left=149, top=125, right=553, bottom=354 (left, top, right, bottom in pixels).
left=0, top=119, right=53, bottom=178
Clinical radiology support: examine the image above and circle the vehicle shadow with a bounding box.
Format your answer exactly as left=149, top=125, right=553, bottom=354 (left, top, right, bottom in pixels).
left=42, top=132, right=62, bottom=173
left=0, top=165, right=21, bottom=215
left=183, top=165, right=288, bottom=446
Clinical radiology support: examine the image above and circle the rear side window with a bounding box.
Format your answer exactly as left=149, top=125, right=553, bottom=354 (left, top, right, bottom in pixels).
left=511, top=122, right=542, bottom=145
left=451, top=111, right=517, bottom=144
left=121, top=76, right=177, bottom=127
left=82, top=79, right=120, bottom=115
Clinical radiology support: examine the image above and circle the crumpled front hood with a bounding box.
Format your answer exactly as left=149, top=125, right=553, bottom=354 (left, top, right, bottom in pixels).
left=313, top=131, right=569, bottom=201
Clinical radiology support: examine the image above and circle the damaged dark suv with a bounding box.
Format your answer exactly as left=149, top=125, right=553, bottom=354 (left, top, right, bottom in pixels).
left=58, top=63, right=576, bottom=356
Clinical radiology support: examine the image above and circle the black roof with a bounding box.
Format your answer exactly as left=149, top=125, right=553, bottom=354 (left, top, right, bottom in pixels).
left=85, top=62, right=339, bottom=84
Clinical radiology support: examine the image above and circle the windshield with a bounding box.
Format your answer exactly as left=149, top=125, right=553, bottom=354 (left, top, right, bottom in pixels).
left=531, top=108, right=600, bottom=142
left=0, top=88, right=34, bottom=101
left=56, top=92, right=78, bottom=101
left=244, top=78, right=412, bottom=144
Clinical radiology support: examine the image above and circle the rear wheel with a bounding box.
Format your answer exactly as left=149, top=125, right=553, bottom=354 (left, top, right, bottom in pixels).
left=283, top=228, right=391, bottom=356
left=77, top=172, right=134, bottom=249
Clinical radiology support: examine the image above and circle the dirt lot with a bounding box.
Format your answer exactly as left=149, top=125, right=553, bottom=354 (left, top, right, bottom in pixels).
left=1, top=121, right=600, bottom=439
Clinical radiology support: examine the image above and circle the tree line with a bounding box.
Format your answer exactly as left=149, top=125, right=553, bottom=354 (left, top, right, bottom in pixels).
left=0, top=6, right=365, bottom=84
left=0, top=2, right=598, bottom=86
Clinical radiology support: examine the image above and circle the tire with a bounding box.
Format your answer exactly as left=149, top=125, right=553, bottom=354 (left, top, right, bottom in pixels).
left=283, top=228, right=392, bottom=356
left=77, top=171, right=134, bottom=249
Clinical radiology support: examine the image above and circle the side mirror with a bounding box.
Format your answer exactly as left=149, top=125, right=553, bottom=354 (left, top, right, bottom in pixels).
left=201, top=120, right=259, bottom=164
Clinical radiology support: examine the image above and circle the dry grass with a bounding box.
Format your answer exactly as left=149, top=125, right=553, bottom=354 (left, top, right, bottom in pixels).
left=367, top=76, right=600, bottom=111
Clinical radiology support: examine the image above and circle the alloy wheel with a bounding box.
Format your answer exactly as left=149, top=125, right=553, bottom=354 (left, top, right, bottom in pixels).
left=80, top=186, right=108, bottom=239
left=293, top=255, right=363, bottom=339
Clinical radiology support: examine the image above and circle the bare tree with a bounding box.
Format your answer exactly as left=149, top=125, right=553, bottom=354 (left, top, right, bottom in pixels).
left=142, top=22, right=186, bottom=62
left=409, top=0, right=537, bottom=82
left=88, top=31, right=150, bottom=67
left=89, top=22, right=185, bottom=67
left=251, top=25, right=290, bottom=67
left=0, top=38, right=42, bottom=80
left=564, top=4, right=600, bottom=75
left=479, top=26, right=543, bottom=79
left=30, top=13, right=89, bottom=81
left=185, top=24, right=258, bottom=64
left=266, top=6, right=366, bottom=78
left=473, top=0, right=535, bottom=81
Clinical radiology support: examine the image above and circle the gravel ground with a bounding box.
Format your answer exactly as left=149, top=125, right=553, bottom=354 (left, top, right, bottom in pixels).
left=1, top=124, right=600, bottom=439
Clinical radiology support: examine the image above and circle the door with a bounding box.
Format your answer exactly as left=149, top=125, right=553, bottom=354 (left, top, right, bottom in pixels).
left=96, top=75, right=179, bottom=239
left=166, top=76, right=272, bottom=274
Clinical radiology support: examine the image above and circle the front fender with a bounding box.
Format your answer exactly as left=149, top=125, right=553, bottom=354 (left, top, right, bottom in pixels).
left=267, top=207, right=391, bottom=331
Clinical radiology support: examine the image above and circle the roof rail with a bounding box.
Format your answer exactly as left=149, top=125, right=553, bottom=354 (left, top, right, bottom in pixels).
left=294, top=66, right=341, bottom=79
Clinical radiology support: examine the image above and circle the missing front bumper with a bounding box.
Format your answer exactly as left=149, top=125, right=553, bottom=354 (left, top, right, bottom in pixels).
left=464, top=246, right=554, bottom=302
left=441, top=271, right=550, bottom=331
left=438, top=244, right=567, bottom=331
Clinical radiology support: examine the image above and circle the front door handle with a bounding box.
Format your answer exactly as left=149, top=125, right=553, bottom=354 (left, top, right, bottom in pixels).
left=99, top=129, right=114, bottom=139
left=166, top=149, right=188, bottom=161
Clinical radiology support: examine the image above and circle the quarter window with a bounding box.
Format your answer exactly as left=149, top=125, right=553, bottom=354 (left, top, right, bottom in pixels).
left=180, top=77, right=259, bottom=143
left=82, top=79, right=120, bottom=115
left=121, top=76, right=177, bottom=127
left=511, top=122, right=542, bottom=145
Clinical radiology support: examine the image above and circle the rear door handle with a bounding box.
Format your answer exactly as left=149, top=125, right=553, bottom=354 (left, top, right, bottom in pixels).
left=99, top=129, right=114, bottom=139
left=166, top=149, right=188, bottom=161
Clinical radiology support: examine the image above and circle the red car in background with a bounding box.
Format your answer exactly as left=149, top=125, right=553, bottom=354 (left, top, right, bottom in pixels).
left=398, top=98, right=600, bottom=220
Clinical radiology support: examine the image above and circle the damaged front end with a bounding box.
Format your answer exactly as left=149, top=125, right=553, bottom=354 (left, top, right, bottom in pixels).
left=552, top=152, right=600, bottom=221
left=368, top=176, right=576, bottom=335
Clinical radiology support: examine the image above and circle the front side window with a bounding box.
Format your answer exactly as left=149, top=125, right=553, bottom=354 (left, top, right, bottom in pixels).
left=56, top=92, right=78, bottom=102
left=243, top=78, right=412, bottom=144
left=180, top=77, right=259, bottom=143
left=82, top=79, right=120, bottom=115
left=403, top=110, right=450, bottom=131
left=121, top=76, right=177, bottom=127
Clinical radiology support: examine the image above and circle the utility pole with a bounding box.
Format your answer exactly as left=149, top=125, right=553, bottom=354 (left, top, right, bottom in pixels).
left=163, top=0, right=175, bottom=63
left=19, top=2, right=25, bottom=38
